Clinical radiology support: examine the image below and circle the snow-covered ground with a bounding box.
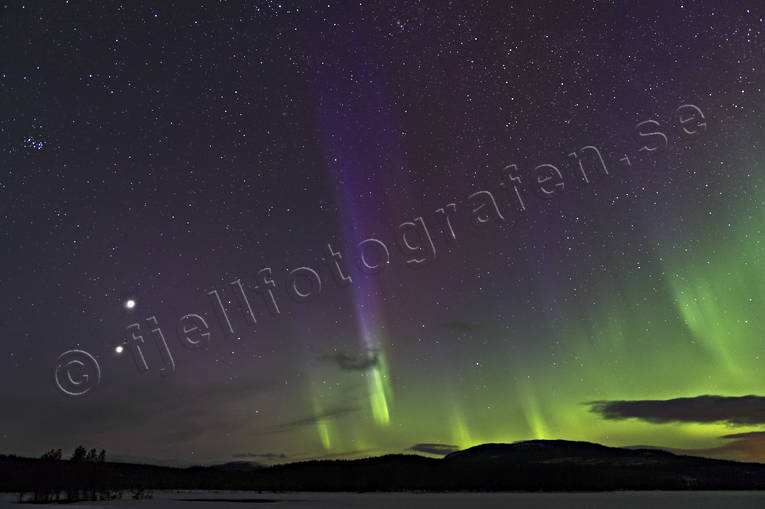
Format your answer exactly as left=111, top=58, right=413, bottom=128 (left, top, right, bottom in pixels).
left=3, top=490, right=765, bottom=508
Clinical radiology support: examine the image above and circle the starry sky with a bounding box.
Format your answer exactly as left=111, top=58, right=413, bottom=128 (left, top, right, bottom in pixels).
left=1, top=1, right=764, bottom=466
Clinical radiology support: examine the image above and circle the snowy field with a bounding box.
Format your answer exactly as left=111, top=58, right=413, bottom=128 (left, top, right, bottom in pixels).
left=3, top=491, right=765, bottom=508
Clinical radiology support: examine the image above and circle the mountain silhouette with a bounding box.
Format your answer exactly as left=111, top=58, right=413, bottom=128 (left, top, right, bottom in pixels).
left=446, top=439, right=679, bottom=463
left=210, top=461, right=266, bottom=471
left=5, top=440, right=765, bottom=494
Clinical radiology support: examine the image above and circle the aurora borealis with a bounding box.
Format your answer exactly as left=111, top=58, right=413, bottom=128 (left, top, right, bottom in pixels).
left=1, top=1, right=765, bottom=466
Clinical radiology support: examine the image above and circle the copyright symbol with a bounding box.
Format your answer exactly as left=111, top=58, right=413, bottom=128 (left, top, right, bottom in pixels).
left=54, top=350, right=101, bottom=397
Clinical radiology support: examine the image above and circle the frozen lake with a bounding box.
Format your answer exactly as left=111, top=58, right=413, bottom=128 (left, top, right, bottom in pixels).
left=4, top=491, right=765, bottom=508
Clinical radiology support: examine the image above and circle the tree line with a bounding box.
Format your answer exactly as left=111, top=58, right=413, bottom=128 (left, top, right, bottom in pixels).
left=40, top=445, right=105, bottom=463
left=18, top=446, right=152, bottom=503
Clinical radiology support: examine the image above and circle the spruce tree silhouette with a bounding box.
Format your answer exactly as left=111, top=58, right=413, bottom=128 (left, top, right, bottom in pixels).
left=40, top=448, right=62, bottom=460
left=71, top=445, right=87, bottom=462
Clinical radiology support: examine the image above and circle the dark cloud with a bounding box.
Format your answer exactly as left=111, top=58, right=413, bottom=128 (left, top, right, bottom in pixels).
left=408, top=443, right=460, bottom=455
left=0, top=372, right=277, bottom=457
left=233, top=452, right=288, bottom=460
left=283, top=407, right=359, bottom=427
left=107, top=454, right=200, bottom=468
left=302, top=449, right=376, bottom=461
left=710, top=432, right=765, bottom=462
left=721, top=431, right=765, bottom=439
left=632, top=432, right=765, bottom=464
left=589, top=395, right=765, bottom=426
left=253, top=406, right=359, bottom=436
left=441, top=321, right=482, bottom=333
left=321, top=350, right=379, bottom=371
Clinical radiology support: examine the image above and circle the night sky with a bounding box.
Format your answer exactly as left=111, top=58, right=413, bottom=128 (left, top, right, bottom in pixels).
left=1, top=1, right=764, bottom=466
